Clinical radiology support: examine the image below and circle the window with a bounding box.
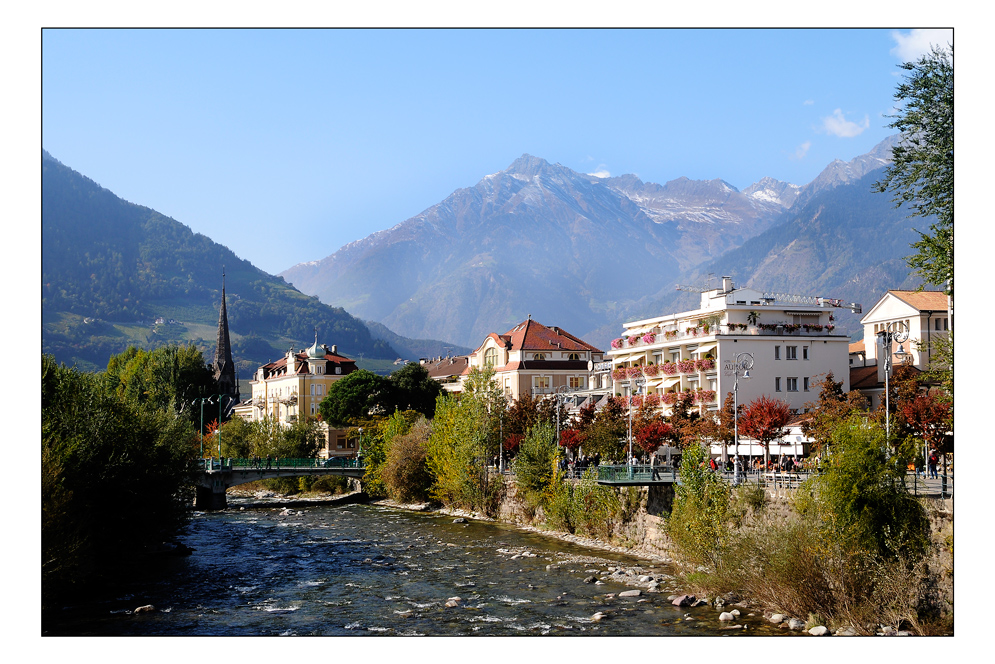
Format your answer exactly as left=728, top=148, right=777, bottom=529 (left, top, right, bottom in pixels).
left=569, top=376, right=585, bottom=389
left=786, top=346, right=797, bottom=360
left=532, top=353, right=546, bottom=361
left=533, top=376, right=550, bottom=392
left=775, top=346, right=781, bottom=360
left=802, top=346, right=809, bottom=360
left=484, top=347, right=498, bottom=367
left=775, top=377, right=782, bottom=392
left=787, top=377, right=798, bottom=392
left=568, top=353, right=580, bottom=361
left=804, top=377, right=810, bottom=391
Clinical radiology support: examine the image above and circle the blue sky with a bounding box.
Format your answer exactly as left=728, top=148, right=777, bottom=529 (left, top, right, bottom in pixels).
left=41, top=27, right=953, bottom=275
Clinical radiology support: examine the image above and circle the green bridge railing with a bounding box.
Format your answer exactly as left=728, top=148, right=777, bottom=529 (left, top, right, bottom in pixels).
left=596, top=465, right=678, bottom=484
left=195, top=457, right=365, bottom=471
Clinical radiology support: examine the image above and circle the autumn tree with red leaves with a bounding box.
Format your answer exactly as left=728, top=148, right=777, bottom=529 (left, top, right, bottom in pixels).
left=739, top=395, right=792, bottom=468
left=899, top=390, right=952, bottom=454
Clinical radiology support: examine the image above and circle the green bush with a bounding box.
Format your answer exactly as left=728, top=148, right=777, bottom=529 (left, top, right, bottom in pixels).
left=382, top=419, right=434, bottom=503
left=665, top=443, right=730, bottom=570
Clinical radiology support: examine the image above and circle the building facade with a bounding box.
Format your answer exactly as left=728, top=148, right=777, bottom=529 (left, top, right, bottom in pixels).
left=236, top=335, right=360, bottom=458
left=608, top=277, right=856, bottom=416
left=849, top=289, right=950, bottom=410
left=462, top=317, right=605, bottom=401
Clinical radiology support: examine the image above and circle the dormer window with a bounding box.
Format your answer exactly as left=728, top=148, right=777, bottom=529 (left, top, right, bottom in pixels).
left=533, top=353, right=545, bottom=361
left=568, top=353, right=580, bottom=361
left=484, top=348, right=498, bottom=367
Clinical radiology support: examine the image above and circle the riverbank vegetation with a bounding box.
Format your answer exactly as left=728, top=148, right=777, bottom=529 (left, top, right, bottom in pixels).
left=42, top=349, right=205, bottom=607
left=665, top=406, right=952, bottom=634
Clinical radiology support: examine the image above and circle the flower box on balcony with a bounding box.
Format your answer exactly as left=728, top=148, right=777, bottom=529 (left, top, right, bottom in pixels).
left=695, top=358, right=715, bottom=372
left=628, top=335, right=640, bottom=346
left=611, top=338, right=624, bottom=349
left=642, top=333, right=656, bottom=344
left=626, top=366, right=644, bottom=379
left=660, top=362, right=678, bottom=376
left=642, top=364, right=660, bottom=377
left=611, top=368, right=627, bottom=381
left=677, top=359, right=697, bottom=374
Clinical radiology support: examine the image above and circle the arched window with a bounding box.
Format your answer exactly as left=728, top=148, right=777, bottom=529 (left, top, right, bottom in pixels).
left=568, top=353, right=580, bottom=361
left=533, top=353, right=545, bottom=361
left=484, top=347, right=498, bottom=367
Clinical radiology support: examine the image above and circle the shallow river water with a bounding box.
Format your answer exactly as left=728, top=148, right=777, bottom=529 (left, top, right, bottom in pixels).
left=45, top=500, right=787, bottom=637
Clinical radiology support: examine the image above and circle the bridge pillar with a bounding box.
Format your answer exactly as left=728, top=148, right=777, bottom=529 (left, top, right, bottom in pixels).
left=646, top=484, right=675, bottom=516
left=195, top=478, right=229, bottom=510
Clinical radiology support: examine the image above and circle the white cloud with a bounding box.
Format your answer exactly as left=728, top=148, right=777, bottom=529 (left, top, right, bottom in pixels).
left=803, top=99, right=814, bottom=106
left=588, top=169, right=611, bottom=178
left=820, top=109, right=870, bottom=138
left=890, top=29, right=953, bottom=62
left=791, top=141, right=812, bottom=160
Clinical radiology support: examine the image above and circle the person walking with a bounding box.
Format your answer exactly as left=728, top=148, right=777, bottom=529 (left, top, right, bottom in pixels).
left=928, top=450, right=939, bottom=479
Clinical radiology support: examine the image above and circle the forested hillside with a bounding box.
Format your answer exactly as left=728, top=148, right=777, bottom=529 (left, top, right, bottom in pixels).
left=42, top=151, right=398, bottom=373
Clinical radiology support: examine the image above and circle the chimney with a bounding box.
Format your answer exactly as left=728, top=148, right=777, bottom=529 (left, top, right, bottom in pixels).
left=330, top=345, right=337, bottom=355
left=722, top=276, right=734, bottom=293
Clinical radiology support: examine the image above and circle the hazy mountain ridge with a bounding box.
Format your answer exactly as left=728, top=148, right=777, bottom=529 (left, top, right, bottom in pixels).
left=281, top=146, right=829, bottom=347
left=42, top=153, right=401, bottom=373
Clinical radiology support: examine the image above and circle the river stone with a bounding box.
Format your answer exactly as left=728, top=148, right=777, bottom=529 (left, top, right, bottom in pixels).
left=546, top=564, right=560, bottom=571
left=133, top=605, right=155, bottom=614
left=719, top=612, right=735, bottom=621
left=637, top=575, right=652, bottom=583
left=809, top=626, right=830, bottom=636
left=788, top=618, right=805, bottom=630
left=592, top=612, right=606, bottom=622
left=672, top=594, right=695, bottom=607
left=835, top=626, right=858, bottom=636
left=730, top=609, right=740, bottom=616
left=618, top=590, right=641, bottom=597
left=452, top=517, right=467, bottom=523
left=583, top=576, right=596, bottom=584
left=445, top=597, right=462, bottom=608
left=768, top=613, right=786, bottom=624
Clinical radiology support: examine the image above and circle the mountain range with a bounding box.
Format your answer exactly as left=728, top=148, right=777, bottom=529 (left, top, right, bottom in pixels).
left=281, top=134, right=922, bottom=349
left=42, top=151, right=407, bottom=374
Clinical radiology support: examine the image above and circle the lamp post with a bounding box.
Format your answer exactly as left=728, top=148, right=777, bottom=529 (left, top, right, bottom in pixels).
left=357, top=427, right=363, bottom=465
left=877, top=321, right=909, bottom=446
left=626, top=376, right=646, bottom=464
left=732, top=352, right=754, bottom=486
left=553, top=385, right=570, bottom=448
left=194, top=396, right=216, bottom=460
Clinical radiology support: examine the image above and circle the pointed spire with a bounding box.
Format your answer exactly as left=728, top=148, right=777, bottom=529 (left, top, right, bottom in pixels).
left=214, top=267, right=239, bottom=410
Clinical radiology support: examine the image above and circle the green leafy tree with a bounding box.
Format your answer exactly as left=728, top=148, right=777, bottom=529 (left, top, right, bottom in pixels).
left=805, top=415, right=930, bottom=561
left=318, top=369, right=394, bottom=426
left=103, top=344, right=218, bottom=424
left=802, top=372, right=868, bottom=454
left=513, top=420, right=561, bottom=497
left=363, top=409, right=419, bottom=498
left=42, top=355, right=196, bottom=606
left=389, top=362, right=443, bottom=419
left=875, top=43, right=953, bottom=299
left=425, top=390, right=498, bottom=514
left=665, top=442, right=731, bottom=570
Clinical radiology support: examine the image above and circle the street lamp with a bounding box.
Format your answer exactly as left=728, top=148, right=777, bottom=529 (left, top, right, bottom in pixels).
left=732, top=352, right=754, bottom=485
left=357, top=427, right=364, bottom=465
left=877, top=321, right=909, bottom=446
left=553, top=385, right=570, bottom=449
left=626, top=376, right=646, bottom=464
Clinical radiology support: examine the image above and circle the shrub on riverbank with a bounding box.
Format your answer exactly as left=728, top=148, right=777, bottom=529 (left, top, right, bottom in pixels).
left=666, top=416, right=950, bottom=634
left=42, top=355, right=195, bottom=607
left=383, top=418, right=434, bottom=503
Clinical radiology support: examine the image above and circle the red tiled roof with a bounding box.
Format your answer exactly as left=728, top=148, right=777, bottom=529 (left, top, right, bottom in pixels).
left=422, top=355, right=469, bottom=379
left=849, top=341, right=865, bottom=353
left=498, top=318, right=603, bottom=354
left=849, top=365, right=880, bottom=390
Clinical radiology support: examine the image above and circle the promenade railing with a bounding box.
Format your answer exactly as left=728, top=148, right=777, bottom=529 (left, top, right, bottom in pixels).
left=196, top=457, right=364, bottom=471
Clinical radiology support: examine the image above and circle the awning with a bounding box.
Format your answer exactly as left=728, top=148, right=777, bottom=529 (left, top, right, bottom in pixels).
left=612, top=351, right=649, bottom=365
left=785, top=310, right=823, bottom=317
left=623, top=323, right=658, bottom=336
left=695, top=342, right=718, bottom=356
left=661, top=375, right=682, bottom=388
left=645, top=377, right=665, bottom=389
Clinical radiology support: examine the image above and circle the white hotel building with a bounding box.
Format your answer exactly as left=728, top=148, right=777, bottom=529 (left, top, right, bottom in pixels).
left=607, top=277, right=856, bottom=417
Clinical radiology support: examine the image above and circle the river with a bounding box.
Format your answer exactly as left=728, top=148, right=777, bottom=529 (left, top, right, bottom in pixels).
left=43, top=499, right=785, bottom=636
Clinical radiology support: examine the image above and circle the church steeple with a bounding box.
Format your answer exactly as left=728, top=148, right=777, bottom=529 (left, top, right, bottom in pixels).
left=214, top=268, right=239, bottom=411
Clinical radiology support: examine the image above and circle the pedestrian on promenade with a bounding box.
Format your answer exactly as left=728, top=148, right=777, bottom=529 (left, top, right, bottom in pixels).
left=266, top=455, right=272, bottom=469
left=928, top=450, right=939, bottom=479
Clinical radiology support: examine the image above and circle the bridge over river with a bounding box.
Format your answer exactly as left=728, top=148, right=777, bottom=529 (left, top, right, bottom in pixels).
left=194, top=458, right=365, bottom=510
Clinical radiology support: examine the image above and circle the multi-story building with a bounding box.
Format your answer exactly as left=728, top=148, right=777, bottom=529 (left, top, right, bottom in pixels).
left=608, top=277, right=857, bottom=416
left=462, top=317, right=605, bottom=400
left=850, top=289, right=950, bottom=410
left=420, top=355, right=470, bottom=394
left=235, top=335, right=360, bottom=458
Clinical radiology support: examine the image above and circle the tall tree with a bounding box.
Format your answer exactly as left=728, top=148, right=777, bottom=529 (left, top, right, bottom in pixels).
left=389, top=362, right=443, bottom=419
left=739, top=395, right=792, bottom=468
left=318, top=369, right=394, bottom=426
left=875, top=44, right=953, bottom=298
